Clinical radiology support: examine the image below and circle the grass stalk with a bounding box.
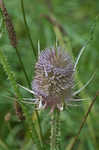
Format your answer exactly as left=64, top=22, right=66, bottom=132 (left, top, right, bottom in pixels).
left=32, top=110, right=44, bottom=149
left=20, top=0, right=37, bottom=59
left=15, top=47, right=30, bottom=87
left=69, top=91, right=99, bottom=150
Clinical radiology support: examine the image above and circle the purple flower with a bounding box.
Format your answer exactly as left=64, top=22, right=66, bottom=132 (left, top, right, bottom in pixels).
left=19, top=45, right=94, bottom=113
left=32, top=47, right=74, bottom=112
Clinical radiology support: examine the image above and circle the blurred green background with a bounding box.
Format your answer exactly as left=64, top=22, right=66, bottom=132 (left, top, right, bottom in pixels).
left=0, top=0, right=99, bottom=150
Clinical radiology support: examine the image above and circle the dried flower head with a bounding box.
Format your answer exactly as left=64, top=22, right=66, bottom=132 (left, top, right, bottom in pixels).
left=32, top=47, right=74, bottom=112
left=14, top=101, right=25, bottom=121
left=19, top=45, right=94, bottom=113
left=0, top=0, right=17, bottom=48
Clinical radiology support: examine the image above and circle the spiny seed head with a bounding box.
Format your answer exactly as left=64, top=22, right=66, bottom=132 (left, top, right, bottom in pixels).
left=32, top=47, right=74, bottom=112
left=0, top=1, right=17, bottom=48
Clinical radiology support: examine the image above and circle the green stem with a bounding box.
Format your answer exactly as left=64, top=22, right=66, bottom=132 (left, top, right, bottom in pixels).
left=15, top=47, right=30, bottom=87
left=19, top=2, right=43, bottom=145
left=50, top=110, right=61, bottom=150
left=0, top=49, right=22, bottom=99
left=20, top=0, right=37, bottom=59
left=31, top=121, right=43, bottom=150
left=0, top=49, right=42, bottom=150
left=56, top=110, right=61, bottom=150
left=15, top=40, right=43, bottom=148
left=50, top=113, right=55, bottom=150
left=33, top=110, right=44, bottom=149
left=0, top=138, right=9, bottom=150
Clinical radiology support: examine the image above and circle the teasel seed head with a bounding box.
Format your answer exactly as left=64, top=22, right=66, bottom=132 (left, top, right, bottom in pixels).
left=32, top=47, right=74, bottom=112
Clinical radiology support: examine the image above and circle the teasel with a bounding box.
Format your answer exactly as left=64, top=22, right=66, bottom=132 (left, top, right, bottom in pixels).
left=0, top=0, right=17, bottom=48
left=19, top=45, right=94, bottom=113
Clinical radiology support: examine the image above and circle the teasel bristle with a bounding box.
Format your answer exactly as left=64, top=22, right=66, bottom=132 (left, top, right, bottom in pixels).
left=32, top=47, right=74, bottom=112
left=18, top=44, right=93, bottom=112
left=0, top=0, right=17, bottom=48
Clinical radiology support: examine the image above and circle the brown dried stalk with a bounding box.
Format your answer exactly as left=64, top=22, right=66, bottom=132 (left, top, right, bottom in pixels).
left=69, top=91, right=99, bottom=150
left=41, top=14, right=67, bottom=36
left=0, top=0, right=17, bottom=48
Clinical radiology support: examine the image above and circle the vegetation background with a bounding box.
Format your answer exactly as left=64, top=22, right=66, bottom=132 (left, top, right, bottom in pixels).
left=0, top=0, right=99, bottom=150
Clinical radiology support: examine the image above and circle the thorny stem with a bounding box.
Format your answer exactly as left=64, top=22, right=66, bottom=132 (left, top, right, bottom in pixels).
left=41, top=14, right=67, bottom=36
left=20, top=0, right=37, bottom=59
left=69, top=91, right=99, bottom=150
left=0, top=49, right=42, bottom=149
left=0, top=48, right=28, bottom=116
left=50, top=110, right=61, bottom=150
left=56, top=110, right=61, bottom=150
left=50, top=113, right=55, bottom=150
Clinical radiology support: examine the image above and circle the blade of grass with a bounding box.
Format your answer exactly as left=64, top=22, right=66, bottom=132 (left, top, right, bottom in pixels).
left=0, top=139, right=9, bottom=150
left=20, top=0, right=37, bottom=59
left=15, top=47, right=30, bottom=87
